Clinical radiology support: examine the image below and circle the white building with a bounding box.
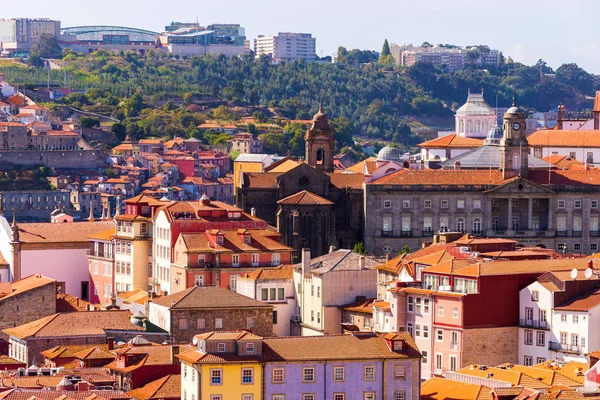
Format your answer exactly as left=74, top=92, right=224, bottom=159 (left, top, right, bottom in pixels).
left=293, top=248, right=379, bottom=336
left=519, top=267, right=600, bottom=366
left=455, top=91, right=497, bottom=138
left=528, top=129, right=600, bottom=166
left=236, top=265, right=297, bottom=336
left=254, top=32, right=316, bottom=62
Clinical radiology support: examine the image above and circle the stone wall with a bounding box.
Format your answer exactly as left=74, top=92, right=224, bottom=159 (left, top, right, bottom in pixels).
left=0, top=281, right=56, bottom=341
left=1, top=190, right=72, bottom=222
left=462, top=326, right=519, bottom=368
left=0, top=149, right=105, bottom=169
left=169, top=307, right=273, bottom=344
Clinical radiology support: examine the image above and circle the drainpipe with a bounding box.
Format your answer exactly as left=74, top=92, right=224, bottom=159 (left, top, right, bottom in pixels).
left=382, top=359, right=386, bottom=400
left=323, top=360, right=327, bottom=400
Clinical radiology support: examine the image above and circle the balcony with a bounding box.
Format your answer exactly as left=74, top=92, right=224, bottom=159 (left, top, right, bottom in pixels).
left=549, top=341, right=580, bottom=354
left=471, top=230, right=482, bottom=236
left=573, top=230, right=583, bottom=237
left=381, top=231, right=393, bottom=238
left=400, top=231, right=412, bottom=237
left=422, top=230, right=433, bottom=237
left=591, top=231, right=600, bottom=237
left=556, top=231, right=568, bottom=237
left=519, top=319, right=549, bottom=330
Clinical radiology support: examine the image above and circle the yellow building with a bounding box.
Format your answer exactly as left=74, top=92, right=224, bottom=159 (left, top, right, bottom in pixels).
left=233, top=154, right=277, bottom=193
left=178, top=331, right=263, bottom=400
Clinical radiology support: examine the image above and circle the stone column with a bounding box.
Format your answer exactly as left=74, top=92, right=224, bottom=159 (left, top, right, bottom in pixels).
left=486, top=197, right=493, bottom=235
left=547, top=199, right=553, bottom=230
left=528, top=198, right=534, bottom=231
left=507, top=198, right=513, bottom=234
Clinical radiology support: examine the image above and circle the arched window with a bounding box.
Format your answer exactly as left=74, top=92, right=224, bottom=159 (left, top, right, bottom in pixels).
left=513, top=153, right=520, bottom=170
left=466, top=120, right=473, bottom=133
left=475, top=120, right=481, bottom=134
left=456, top=218, right=465, bottom=232
left=483, top=120, right=489, bottom=133
left=316, top=148, right=325, bottom=165
left=459, top=120, right=464, bottom=133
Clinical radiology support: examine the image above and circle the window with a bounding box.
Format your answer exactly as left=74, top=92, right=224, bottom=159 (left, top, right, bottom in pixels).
left=333, top=395, right=345, bottom=400
left=438, top=305, right=444, bottom=317
left=383, top=200, right=392, bottom=209
left=423, top=325, right=429, bottom=338
left=531, top=291, right=539, bottom=301
left=407, top=296, right=414, bottom=312
left=364, top=394, right=376, bottom=400
left=251, top=254, right=259, bottom=265
left=537, top=358, right=546, bottom=364
left=593, top=243, right=599, bottom=252
left=246, top=343, right=255, bottom=353
left=540, top=310, right=547, bottom=323
left=241, top=368, right=253, bottom=384
left=582, top=337, right=586, bottom=349
left=456, top=217, right=465, bottom=232
left=452, top=307, right=459, bottom=319
left=273, top=310, right=278, bottom=324
left=217, top=343, right=226, bottom=352
left=272, top=368, right=285, bottom=383
left=302, top=395, right=315, bottom=400
left=317, top=286, right=320, bottom=298
left=194, top=275, right=204, bottom=286
left=525, top=330, right=533, bottom=345
left=574, top=243, right=582, bottom=252
left=242, top=396, right=253, bottom=400
left=457, top=200, right=465, bottom=209
left=364, top=366, right=375, bottom=381
left=215, top=318, right=223, bottom=329
left=261, top=288, right=269, bottom=301
left=472, top=218, right=482, bottom=233
left=558, top=200, right=566, bottom=208
left=441, top=200, right=449, bottom=209
left=232, top=254, right=240, bottom=266
left=575, top=200, right=582, bottom=209
left=407, top=323, right=413, bottom=336
left=416, top=297, right=422, bottom=312
left=210, top=396, right=221, bottom=400
left=573, top=315, right=579, bottom=324
left=424, top=200, right=432, bottom=208
left=394, top=365, right=406, bottom=380
left=311, top=285, right=314, bottom=296
left=437, top=329, right=443, bottom=342
left=422, top=351, right=428, bottom=364
left=560, top=332, right=568, bottom=345
left=197, top=318, right=205, bottom=330
left=440, top=216, right=449, bottom=232
left=333, top=366, right=345, bottom=381
left=247, top=317, right=256, bottom=329
left=415, top=324, right=421, bottom=337
left=473, top=199, right=482, bottom=209
left=303, top=367, right=315, bottom=382
left=210, top=369, right=222, bottom=385
left=593, top=200, right=599, bottom=209
left=524, top=356, right=532, bottom=367
left=537, top=331, right=545, bottom=346
left=179, top=319, right=188, bottom=330
left=450, top=356, right=457, bottom=372
left=561, top=314, right=567, bottom=323
left=311, top=310, right=314, bottom=321
left=394, top=392, right=406, bottom=400
left=424, top=298, right=430, bottom=313
left=402, top=200, right=410, bottom=209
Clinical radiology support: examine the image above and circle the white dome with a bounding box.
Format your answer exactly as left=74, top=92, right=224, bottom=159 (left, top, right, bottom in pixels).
left=377, top=146, right=401, bottom=162
left=456, top=91, right=495, bottom=116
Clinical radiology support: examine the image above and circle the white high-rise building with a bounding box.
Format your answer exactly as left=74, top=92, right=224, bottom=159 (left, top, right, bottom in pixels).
left=254, top=32, right=316, bottom=62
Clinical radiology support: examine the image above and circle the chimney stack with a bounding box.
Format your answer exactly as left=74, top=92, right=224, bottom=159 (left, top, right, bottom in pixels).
left=454, top=161, right=461, bottom=171
left=557, top=105, right=565, bottom=130
left=585, top=161, right=591, bottom=170
left=386, top=253, right=391, bottom=261
left=106, top=337, right=115, bottom=351
left=171, top=345, right=180, bottom=364
left=359, top=255, right=366, bottom=269
left=329, top=245, right=336, bottom=253
left=250, top=208, right=256, bottom=217
left=301, top=248, right=311, bottom=276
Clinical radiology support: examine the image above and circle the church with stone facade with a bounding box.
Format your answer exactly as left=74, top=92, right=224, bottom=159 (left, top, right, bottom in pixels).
left=236, top=107, right=366, bottom=260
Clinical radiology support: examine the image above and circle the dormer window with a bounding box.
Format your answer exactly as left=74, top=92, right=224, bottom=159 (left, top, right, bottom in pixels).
left=216, top=236, right=224, bottom=245
left=393, top=341, right=403, bottom=351
left=246, top=343, right=255, bottom=353
left=217, top=343, right=226, bottom=352
left=244, top=235, right=251, bottom=244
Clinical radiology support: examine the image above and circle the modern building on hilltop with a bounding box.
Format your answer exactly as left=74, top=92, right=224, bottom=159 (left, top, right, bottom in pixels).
left=254, top=32, right=316, bottom=62
left=0, top=18, right=61, bottom=56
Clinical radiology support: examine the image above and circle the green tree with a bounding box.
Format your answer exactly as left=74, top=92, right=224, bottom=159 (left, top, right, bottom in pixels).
left=80, top=116, right=100, bottom=128
left=353, top=241, right=368, bottom=255
left=252, top=111, right=265, bottom=123
left=111, top=122, right=127, bottom=141
left=30, top=34, right=63, bottom=59
left=28, top=55, right=44, bottom=68
left=397, top=245, right=411, bottom=257
left=379, top=39, right=391, bottom=64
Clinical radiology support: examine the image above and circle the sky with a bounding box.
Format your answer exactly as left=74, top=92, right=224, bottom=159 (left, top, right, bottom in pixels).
left=3, top=0, right=600, bottom=73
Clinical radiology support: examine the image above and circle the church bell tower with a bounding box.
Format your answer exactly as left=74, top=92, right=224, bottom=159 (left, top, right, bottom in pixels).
left=305, top=105, right=335, bottom=172
left=500, top=99, right=529, bottom=179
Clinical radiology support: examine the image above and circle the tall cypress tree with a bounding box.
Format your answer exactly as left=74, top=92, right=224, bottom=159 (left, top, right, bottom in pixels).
left=381, top=39, right=391, bottom=57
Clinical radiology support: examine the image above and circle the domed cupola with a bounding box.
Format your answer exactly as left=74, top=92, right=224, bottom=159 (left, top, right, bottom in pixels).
left=484, top=125, right=503, bottom=145
left=377, top=145, right=401, bottom=162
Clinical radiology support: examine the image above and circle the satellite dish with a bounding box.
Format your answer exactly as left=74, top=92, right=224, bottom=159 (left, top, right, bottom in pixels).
left=585, top=268, right=593, bottom=279
left=570, top=268, right=578, bottom=280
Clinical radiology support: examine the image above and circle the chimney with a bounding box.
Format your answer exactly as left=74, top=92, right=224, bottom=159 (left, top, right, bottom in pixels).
left=148, top=290, right=155, bottom=299
left=359, top=255, right=366, bottom=269
left=76, top=381, right=89, bottom=392
left=250, top=207, right=256, bottom=217
left=171, top=345, right=180, bottom=364
left=454, top=161, right=461, bottom=170
left=386, top=253, right=391, bottom=261
left=557, top=105, right=565, bottom=130
left=106, top=337, right=114, bottom=351
left=301, top=248, right=311, bottom=276
left=585, top=161, right=591, bottom=170
left=329, top=245, right=336, bottom=253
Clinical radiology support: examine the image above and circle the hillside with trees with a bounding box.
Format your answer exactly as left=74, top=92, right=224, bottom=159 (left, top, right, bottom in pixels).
left=0, top=44, right=597, bottom=156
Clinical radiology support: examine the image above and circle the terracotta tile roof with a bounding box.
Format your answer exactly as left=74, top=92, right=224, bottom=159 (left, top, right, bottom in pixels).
left=419, top=134, right=484, bottom=148
left=56, top=293, right=97, bottom=312
left=346, top=157, right=378, bottom=173
left=528, top=129, right=600, bottom=147
left=453, top=236, right=517, bottom=246
left=533, top=361, right=588, bottom=385
left=421, top=377, right=494, bottom=400
left=3, top=310, right=142, bottom=339
left=177, top=349, right=262, bottom=364
left=87, top=227, right=115, bottom=242
left=242, top=265, right=294, bottom=281
left=108, top=344, right=193, bottom=372
left=243, top=172, right=281, bottom=188
left=341, top=297, right=377, bottom=314
left=150, top=286, right=272, bottom=310
left=292, top=249, right=381, bottom=275
left=496, top=363, right=582, bottom=387
left=529, top=169, right=600, bottom=185
left=370, top=169, right=506, bottom=186
left=17, top=221, right=114, bottom=244
left=265, top=158, right=301, bottom=173
left=72, top=347, right=115, bottom=361
left=456, top=364, right=549, bottom=389
left=375, top=254, right=406, bottom=274
left=195, top=331, right=262, bottom=341
left=180, top=229, right=291, bottom=254
left=326, top=172, right=365, bottom=189
left=41, top=344, right=111, bottom=361
left=0, top=389, right=129, bottom=400
left=277, top=190, right=334, bottom=205
left=554, top=288, right=600, bottom=311
left=263, top=332, right=420, bottom=361
left=0, top=274, right=54, bottom=302
left=113, top=144, right=134, bottom=151
left=0, top=355, right=23, bottom=366
left=372, top=300, right=390, bottom=311
left=388, top=287, right=466, bottom=298
left=138, top=139, right=162, bottom=145
left=542, top=155, right=586, bottom=170
left=127, top=374, right=180, bottom=400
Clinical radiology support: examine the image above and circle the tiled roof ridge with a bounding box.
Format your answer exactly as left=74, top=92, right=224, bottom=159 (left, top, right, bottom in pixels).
left=167, top=286, right=196, bottom=308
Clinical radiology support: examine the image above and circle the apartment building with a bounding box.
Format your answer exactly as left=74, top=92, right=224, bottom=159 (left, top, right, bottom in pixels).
left=227, top=132, right=262, bottom=154
left=254, top=32, right=316, bottom=62
left=88, top=227, right=116, bottom=304
left=178, top=330, right=421, bottom=400
left=0, top=18, right=61, bottom=56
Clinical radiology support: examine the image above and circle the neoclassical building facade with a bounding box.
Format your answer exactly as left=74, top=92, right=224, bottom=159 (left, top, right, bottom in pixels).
left=365, top=103, right=600, bottom=256
left=455, top=90, right=497, bottom=138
